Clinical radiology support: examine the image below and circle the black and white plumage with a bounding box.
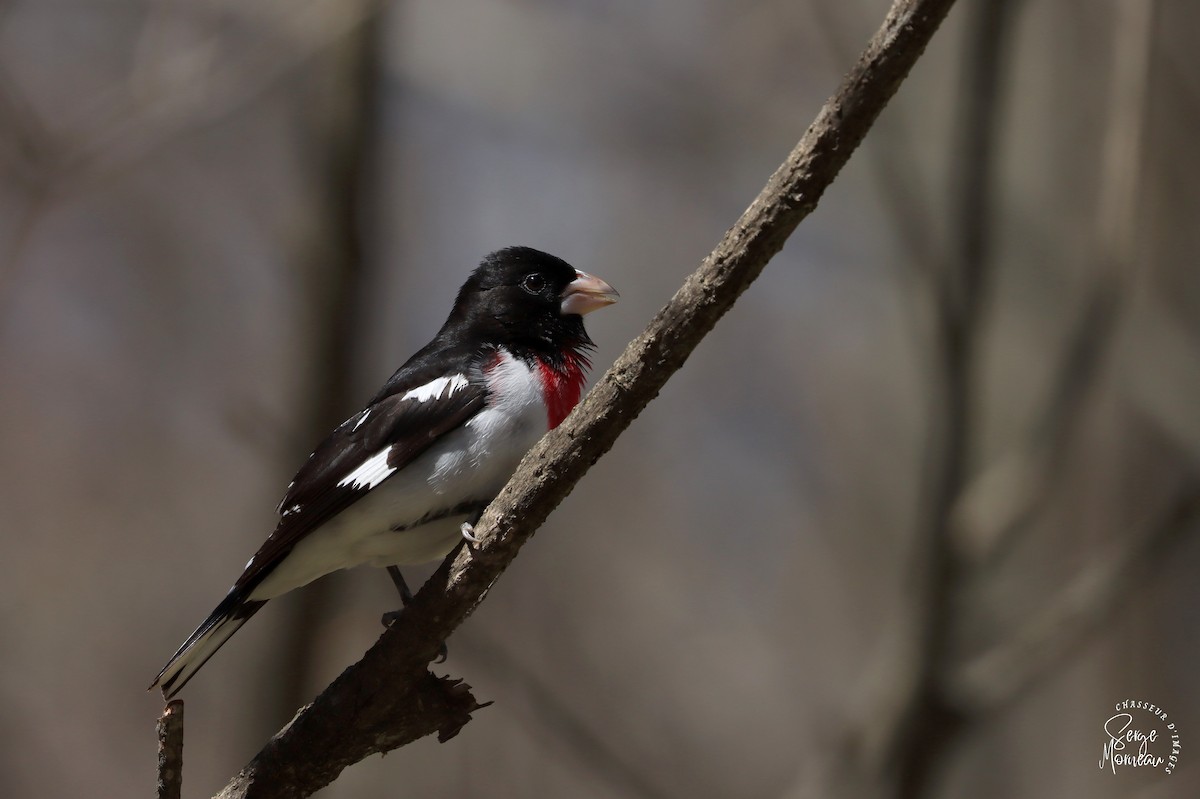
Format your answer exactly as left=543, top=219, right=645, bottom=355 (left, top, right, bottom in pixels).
left=150, top=247, right=617, bottom=698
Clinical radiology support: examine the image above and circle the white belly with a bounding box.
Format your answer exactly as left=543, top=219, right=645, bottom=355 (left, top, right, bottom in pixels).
left=249, top=352, right=546, bottom=600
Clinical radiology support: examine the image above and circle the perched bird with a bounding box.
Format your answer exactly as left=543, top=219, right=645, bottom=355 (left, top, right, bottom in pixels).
left=151, top=247, right=617, bottom=698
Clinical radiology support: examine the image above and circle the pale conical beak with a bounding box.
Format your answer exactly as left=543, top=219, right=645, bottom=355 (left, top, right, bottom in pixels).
left=560, top=270, right=619, bottom=316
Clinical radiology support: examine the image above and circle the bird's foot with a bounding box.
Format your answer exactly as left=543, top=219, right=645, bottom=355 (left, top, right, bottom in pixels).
left=461, top=521, right=480, bottom=545
left=460, top=521, right=479, bottom=543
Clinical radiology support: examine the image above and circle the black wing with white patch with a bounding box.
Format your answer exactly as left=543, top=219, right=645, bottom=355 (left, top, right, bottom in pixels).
left=233, top=361, right=487, bottom=592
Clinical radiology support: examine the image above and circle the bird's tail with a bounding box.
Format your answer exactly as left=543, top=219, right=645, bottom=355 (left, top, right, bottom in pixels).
left=149, top=591, right=266, bottom=698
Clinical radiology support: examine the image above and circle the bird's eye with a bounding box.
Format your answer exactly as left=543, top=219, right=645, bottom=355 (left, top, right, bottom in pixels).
left=521, top=273, right=547, bottom=294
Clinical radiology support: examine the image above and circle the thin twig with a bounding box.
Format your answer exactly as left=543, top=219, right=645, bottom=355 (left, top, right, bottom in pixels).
left=466, top=635, right=676, bottom=799
left=0, top=189, right=47, bottom=325
left=951, top=0, right=1160, bottom=567
left=862, top=3, right=1019, bottom=799
left=211, top=2, right=960, bottom=797
left=32, top=0, right=386, bottom=197
left=157, top=700, right=185, bottom=799
left=950, top=483, right=1200, bottom=712
left=945, top=0, right=1168, bottom=716
left=0, top=0, right=388, bottom=340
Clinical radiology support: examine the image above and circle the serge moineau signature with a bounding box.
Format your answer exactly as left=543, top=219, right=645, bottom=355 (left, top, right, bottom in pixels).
left=1099, top=700, right=1181, bottom=775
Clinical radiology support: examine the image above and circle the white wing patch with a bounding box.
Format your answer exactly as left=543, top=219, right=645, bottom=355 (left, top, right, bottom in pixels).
left=329, top=375, right=469, bottom=493
left=337, top=448, right=395, bottom=490
left=402, top=374, right=469, bottom=403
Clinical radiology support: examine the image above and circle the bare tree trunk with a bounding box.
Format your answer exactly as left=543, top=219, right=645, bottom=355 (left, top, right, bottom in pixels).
left=889, top=2, right=1020, bottom=796
left=264, top=12, right=386, bottom=718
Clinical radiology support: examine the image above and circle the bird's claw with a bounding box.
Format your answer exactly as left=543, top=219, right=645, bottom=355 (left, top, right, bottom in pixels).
left=461, top=521, right=480, bottom=545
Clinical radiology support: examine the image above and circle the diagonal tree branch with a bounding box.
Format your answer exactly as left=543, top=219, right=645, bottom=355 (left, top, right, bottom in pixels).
left=213, top=1, right=960, bottom=796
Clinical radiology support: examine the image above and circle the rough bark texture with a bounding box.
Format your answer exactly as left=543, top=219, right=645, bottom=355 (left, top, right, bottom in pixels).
left=213, top=1, right=960, bottom=796
left=156, top=700, right=184, bottom=799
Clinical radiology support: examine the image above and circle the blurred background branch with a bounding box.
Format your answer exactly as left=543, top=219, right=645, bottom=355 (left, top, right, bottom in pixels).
left=798, top=2, right=1196, bottom=799
left=952, top=480, right=1200, bottom=713
left=463, top=633, right=675, bottom=799
left=845, top=3, right=1023, bottom=798
left=45, top=0, right=387, bottom=189
left=951, top=0, right=1159, bottom=567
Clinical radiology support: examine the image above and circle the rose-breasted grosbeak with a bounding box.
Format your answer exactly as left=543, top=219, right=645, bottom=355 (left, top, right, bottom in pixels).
left=150, top=247, right=617, bottom=698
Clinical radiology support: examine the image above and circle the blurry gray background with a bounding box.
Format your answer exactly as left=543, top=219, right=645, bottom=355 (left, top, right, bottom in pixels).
left=1, top=0, right=1198, bottom=797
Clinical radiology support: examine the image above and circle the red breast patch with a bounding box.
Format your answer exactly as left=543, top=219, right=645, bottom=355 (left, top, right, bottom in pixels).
left=537, top=354, right=589, bottom=429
